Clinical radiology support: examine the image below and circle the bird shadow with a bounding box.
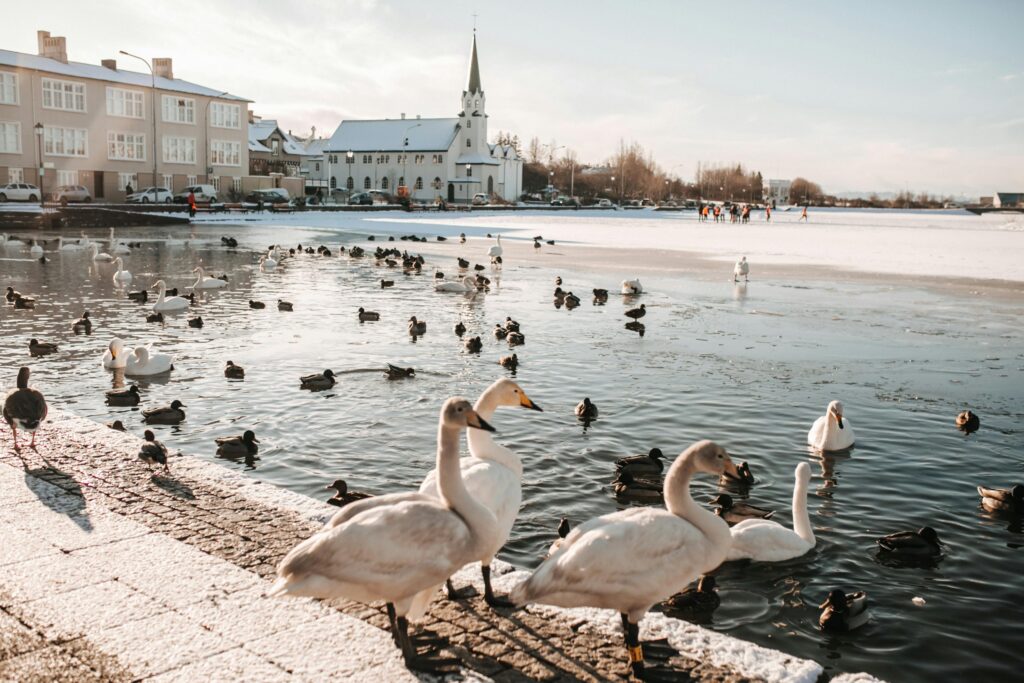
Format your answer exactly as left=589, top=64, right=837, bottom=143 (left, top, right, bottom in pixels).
left=23, top=465, right=93, bottom=532
left=151, top=475, right=196, bottom=500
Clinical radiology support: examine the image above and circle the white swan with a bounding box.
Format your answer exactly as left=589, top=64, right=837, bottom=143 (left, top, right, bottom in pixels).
left=621, top=278, right=643, bottom=295
left=78, top=232, right=96, bottom=249
left=112, top=257, right=132, bottom=284
left=269, top=397, right=498, bottom=669
left=807, top=400, right=855, bottom=451
left=0, top=233, right=25, bottom=247
left=510, top=440, right=734, bottom=679
left=434, top=275, right=478, bottom=293
left=89, top=243, right=114, bottom=262
left=125, top=345, right=174, bottom=376
left=29, top=240, right=43, bottom=257
left=151, top=279, right=189, bottom=312
left=734, top=256, right=749, bottom=282
left=57, top=236, right=85, bottom=251
left=419, top=378, right=543, bottom=606
left=102, top=338, right=127, bottom=369
left=488, top=234, right=503, bottom=259
left=108, top=228, right=131, bottom=255
left=191, top=265, right=227, bottom=289
left=261, top=249, right=278, bottom=271
left=726, top=462, right=815, bottom=562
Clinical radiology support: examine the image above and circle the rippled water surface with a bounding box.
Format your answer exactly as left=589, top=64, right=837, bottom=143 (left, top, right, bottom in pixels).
left=2, top=213, right=1022, bottom=682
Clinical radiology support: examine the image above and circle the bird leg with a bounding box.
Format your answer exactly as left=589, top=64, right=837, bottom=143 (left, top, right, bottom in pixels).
left=8, top=425, right=19, bottom=451
left=445, top=578, right=476, bottom=600
left=622, top=614, right=644, bottom=680
left=29, top=429, right=38, bottom=449
left=385, top=602, right=399, bottom=644
left=481, top=565, right=515, bottom=608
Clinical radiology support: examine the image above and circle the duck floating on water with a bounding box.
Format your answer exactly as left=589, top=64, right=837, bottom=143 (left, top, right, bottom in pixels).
left=499, top=353, right=518, bottom=370
left=105, top=384, right=141, bottom=406
left=977, top=484, right=1024, bottom=513
left=877, top=526, right=941, bottom=557
left=408, top=316, right=427, bottom=336
left=72, top=312, right=93, bottom=334
left=613, top=470, right=663, bottom=501
left=712, top=493, right=775, bottom=525
left=385, top=364, right=415, bottom=380
left=464, top=336, right=483, bottom=353
left=224, top=360, right=245, bottom=379
left=325, top=479, right=373, bottom=507
left=819, top=589, right=869, bottom=632
left=720, top=460, right=756, bottom=485
left=215, top=430, right=259, bottom=458
left=142, top=400, right=187, bottom=425
left=615, top=448, right=664, bottom=475
left=575, top=397, right=598, bottom=420
left=662, top=575, right=720, bottom=620
left=300, top=369, right=336, bottom=391
left=28, top=339, right=59, bottom=356
left=956, top=410, right=980, bottom=434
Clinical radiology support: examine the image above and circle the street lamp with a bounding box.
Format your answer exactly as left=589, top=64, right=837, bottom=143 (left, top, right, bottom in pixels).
left=402, top=122, right=422, bottom=199
left=34, top=123, right=44, bottom=205
left=119, top=50, right=158, bottom=196
left=465, top=163, right=471, bottom=205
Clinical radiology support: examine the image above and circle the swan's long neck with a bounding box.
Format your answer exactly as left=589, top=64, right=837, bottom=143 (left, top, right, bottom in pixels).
left=468, top=390, right=521, bottom=474
left=792, top=475, right=814, bottom=545
left=664, top=457, right=730, bottom=550
left=156, top=282, right=166, bottom=303
left=437, top=423, right=496, bottom=550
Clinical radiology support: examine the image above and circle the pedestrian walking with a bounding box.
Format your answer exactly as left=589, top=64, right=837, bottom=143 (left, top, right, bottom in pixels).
left=188, top=190, right=197, bottom=218
left=766, top=205, right=772, bottom=222
left=800, top=205, right=808, bottom=222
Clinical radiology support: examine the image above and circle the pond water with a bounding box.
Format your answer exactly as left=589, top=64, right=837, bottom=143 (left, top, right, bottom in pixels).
left=1, top=212, right=1022, bottom=682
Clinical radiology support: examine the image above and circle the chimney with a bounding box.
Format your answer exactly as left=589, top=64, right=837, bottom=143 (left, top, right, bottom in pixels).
left=153, top=57, right=173, bottom=79
left=401, top=112, right=406, bottom=119
left=101, top=59, right=117, bottom=70
left=37, top=30, right=68, bottom=63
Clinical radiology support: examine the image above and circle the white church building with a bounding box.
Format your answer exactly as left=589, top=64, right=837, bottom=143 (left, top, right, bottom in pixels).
left=315, top=34, right=522, bottom=204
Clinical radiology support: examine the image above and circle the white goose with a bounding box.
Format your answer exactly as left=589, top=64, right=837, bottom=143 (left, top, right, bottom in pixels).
left=112, top=257, right=132, bottom=284
left=488, top=234, right=503, bottom=261
left=108, top=228, right=131, bottom=255
left=191, top=265, right=227, bottom=290
left=89, top=243, right=114, bottom=262
left=807, top=400, right=855, bottom=451
left=29, top=240, right=43, bottom=257
left=510, top=440, right=734, bottom=679
left=270, top=397, right=498, bottom=670
left=125, top=345, right=174, bottom=376
left=151, top=280, right=189, bottom=312
left=726, top=462, right=815, bottom=562
left=419, top=378, right=543, bottom=607
left=434, top=275, right=478, bottom=293
left=621, top=277, right=643, bottom=295
left=102, top=338, right=127, bottom=369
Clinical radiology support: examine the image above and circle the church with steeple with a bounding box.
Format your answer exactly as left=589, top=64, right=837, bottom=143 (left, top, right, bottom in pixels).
left=318, top=33, right=522, bottom=203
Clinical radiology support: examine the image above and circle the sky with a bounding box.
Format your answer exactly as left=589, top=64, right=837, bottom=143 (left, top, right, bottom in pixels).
left=2, top=0, right=1022, bottom=197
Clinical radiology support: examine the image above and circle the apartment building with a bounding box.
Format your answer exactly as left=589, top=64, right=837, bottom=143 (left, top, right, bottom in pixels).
left=0, top=30, right=250, bottom=201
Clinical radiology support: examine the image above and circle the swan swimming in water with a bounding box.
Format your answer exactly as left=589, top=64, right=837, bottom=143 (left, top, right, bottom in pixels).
left=124, top=345, right=174, bottom=376
left=112, top=257, right=132, bottom=284
left=269, top=397, right=498, bottom=671
left=434, top=276, right=478, bottom=293
left=89, top=243, right=114, bottom=262
left=57, top=236, right=85, bottom=251
left=108, top=228, right=131, bottom=255
left=261, top=249, right=278, bottom=271
left=621, top=278, right=643, bottom=295
left=102, top=338, right=127, bottom=369
left=29, top=240, right=43, bottom=257
left=151, top=280, right=189, bottom=312
left=807, top=400, right=855, bottom=451
left=191, top=266, right=227, bottom=289
left=726, top=462, right=815, bottom=562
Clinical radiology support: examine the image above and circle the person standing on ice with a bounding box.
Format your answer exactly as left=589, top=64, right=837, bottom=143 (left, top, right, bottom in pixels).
left=800, top=205, right=809, bottom=222
left=188, top=190, right=197, bottom=218
left=766, top=205, right=772, bottom=222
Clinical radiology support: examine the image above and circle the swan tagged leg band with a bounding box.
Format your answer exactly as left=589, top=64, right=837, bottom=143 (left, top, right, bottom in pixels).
left=628, top=645, right=644, bottom=663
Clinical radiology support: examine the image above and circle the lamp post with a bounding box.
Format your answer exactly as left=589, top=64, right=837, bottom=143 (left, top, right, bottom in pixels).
left=465, top=163, right=471, bottom=206
left=119, top=51, right=158, bottom=195
left=202, top=90, right=230, bottom=187
left=548, top=170, right=554, bottom=193
left=345, top=150, right=353, bottom=200
left=610, top=175, right=615, bottom=205
left=402, top=122, right=422, bottom=199
left=34, top=123, right=44, bottom=205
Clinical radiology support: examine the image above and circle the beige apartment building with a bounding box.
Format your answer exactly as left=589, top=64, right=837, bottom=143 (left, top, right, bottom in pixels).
left=0, top=31, right=250, bottom=201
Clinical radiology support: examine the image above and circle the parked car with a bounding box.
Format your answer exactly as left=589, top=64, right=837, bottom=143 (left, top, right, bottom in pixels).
left=246, top=188, right=290, bottom=204
left=0, top=183, right=41, bottom=202
left=550, top=196, right=580, bottom=207
left=472, top=193, right=490, bottom=206
left=348, top=192, right=373, bottom=206
left=52, top=185, right=92, bottom=203
left=173, top=184, right=218, bottom=204
left=595, top=198, right=615, bottom=208
left=127, top=187, right=173, bottom=203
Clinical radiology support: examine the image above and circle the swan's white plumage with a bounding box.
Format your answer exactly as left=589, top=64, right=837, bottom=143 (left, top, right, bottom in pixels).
left=621, top=278, right=643, bottom=295
left=434, top=276, right=477, bottom=293
left=151, top=280, right=189, bottom=312
left=57, top=236, right=85, bottom=251
left=108, top=228, right=131, bottom=254
left=125, top=345, right=174, bottom=376
left=807, top=400, right=855, bottom=451
left=112, top=257, right=132, bottom=283
left=734, top=256, right=749, bottom=278
left=102, top=338, right=127, bottom=369
left=29, top=240, right=43, bottom=257
left=727, top=462, right=815, bottom=562
left=191, top=266, right=227, bottom=289
left=487, top=234, right=503, bottom=258
left=89, top=244, right=114, bottom=262
left=261, top=250, right=278, bottom=271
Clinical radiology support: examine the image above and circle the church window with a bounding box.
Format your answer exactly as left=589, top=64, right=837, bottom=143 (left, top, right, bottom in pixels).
left=381, top=177, right=389, bottom=190
left=415, top=177, right=423, bottom=190
left=346, top=176, right=354, bottom=190
left=432, top=176, right=441, bottom=189
left=466, top=166, right=473, bottom=177
left=474, top=99, right=479, bottom=108
left=364, top=176, right=371, bottom=189
left=466, top=139, right=471, bottom=148
left=398, top=176, right=404, bottom=187
left=330, top=176, right=336, bottom=188
left=487, top=176, right=493, bottom=194
left=467, top=120, right=471, bottom=128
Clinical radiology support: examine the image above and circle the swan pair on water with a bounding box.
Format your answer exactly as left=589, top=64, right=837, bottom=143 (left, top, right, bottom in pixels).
left=102, top=338, right=173, bottom=376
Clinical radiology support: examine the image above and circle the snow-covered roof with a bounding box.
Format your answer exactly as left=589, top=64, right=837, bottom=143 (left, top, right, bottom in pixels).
left=488, top=143, right=519, bottom=160
left=0, top=49, right=250, bottom=101
left=301, top=138, right=329, bottom=158
left=249, top=140, right=272, bottom=153
left=325, top=118, right=459, bottom=153
left=456, top=152, right=499, bottom=166
left=249, top=119, right=319, bottom=156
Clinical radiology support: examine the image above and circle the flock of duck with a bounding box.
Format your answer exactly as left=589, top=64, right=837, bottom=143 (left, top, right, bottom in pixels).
left=2, top=228, right=1019, bottom=679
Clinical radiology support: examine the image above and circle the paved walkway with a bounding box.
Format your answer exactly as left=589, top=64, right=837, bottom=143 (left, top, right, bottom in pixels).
left=0, top=410, right=875, bottom=682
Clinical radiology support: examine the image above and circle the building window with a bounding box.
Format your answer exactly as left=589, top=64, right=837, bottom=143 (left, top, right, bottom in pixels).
left=474, top=99, right=479, bottom=108
left=0, top=122, right=21, bottom=153
left=432, top=176, right=441, bottom=189
left=398, top=176, right=404, bottom=187
left=232, top=177, right=240, bottom=192
left=42, top=78, right=86, bottom=112
left=271, top=139, right=280, bottom=156
left=117, top=172, right=137, bottom=190
left=106, top=87, right=144, bottom=118
left=466, top=166, right=473, bottom=177
left=187, top=174, right=197, bottom=185
left=467, top=120, right=471, bottom=128
left=8, top=167, right=24, bottom=183
left=162, top=95, right=195, bottom=124
left=346, top=176, right=354, bottom=190
left=381, top=176, right=389, bottom=190
left=210, top=176, right=219, bottom=191
left=437, top=154, right=443, bottom=164
left=315, top=162, right=320, bottom=172
left=107, top=131, right=146, bottom=161
left=0, top=72, right=19, bottom=105
left=362, top=154, right=371, bottom=163
left=44, top=127, right=88, bottom=156
left=162, top=174, right=173, bottom=190
left=364, top=176, right=371, bottom=189
left=162, top=136, right=196, bottom=164
left=466, top=139, right=471, bottom=148
left=488, top=176, right=494, bottom=194
left=57, top=169, right=78, bottom=186
left=209, top=102, right=240, bottom=129
left=415, top=176, right=423, bottom=190
left=210, top=140, right=241, bottom=166
left=330, top=176, right=336, bottom=189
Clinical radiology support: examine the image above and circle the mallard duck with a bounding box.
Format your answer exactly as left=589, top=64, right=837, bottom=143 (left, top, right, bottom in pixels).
left=224, top=360, right=245, bottom=379
left=625, top=304, right=646, bottom=320
left=493, top=323, right=508, bottom=340
left=146, top=312, right=164, bottom=324
left=877, top=527, right=941, bottom=556
left=555, top=276, right=563, bottom=286
left=457, top=257, right=470, bottom=269
left=107, top=420, right=126, bottom=432
left=28, top=339, right=59, bottom=356
left=553, top=287, right=566, bottom=302
left=507, top=330, right=525, bottom=346
left=325, top=479, right=372, bottom=507
left=188, top=316, right=203, bottom=328
left=142, top=399, right=187, bottom=425
left=464, top=336, right=483, bottom=353
left=575, top=397, right=598, bottom=419
left=139, top=430, right=170, bottom=473
left=3, top=367, right=47, bottom=449
left=564, top=292, right=581, bottom=309
left=504, top=317, right=521, bottom=333
left=385, top=364, right=415, bottom=380
left=662, top=575, right=720, bottom=618
left=300, top=369, right=336, bottom=391
left=278, top=300, right=294, bottom=312
left=454, top=321, right=467, bottom=337
left=215, top=430, right=259, bottom=457
left=13, top=294, right=36, bottom=309
left=499, top=353, right=518, bottom=370
left=459, top=233, right=466, bottom=244
left=6, top=286, right=21, bottom=302
left=380, top=279, right=394, bottom=288
left=819, top=589, right=869, bottom=632
left=956, top=410, right=980, bottom=434
left=105, top=384, right=141, bottom=406
left=613, top=470, right=663, bottom=501
left=72, top=312, right=93, bottom=334
left=615, top=448, right=664, bottom=475
left=711, top=493, right=775, bottom=525
left=408, top=316, right=427, bottom=335
left=127, top=289, right=149, bottom=303
left=977, top=484, right=1024, bottom=513
left=721, top=460, right=755, bottom=485
left=474, top=263, right=485, bottom=271
left=358, top=307, right=380, bottom=322
left=249, top=300, right=266, bottom=309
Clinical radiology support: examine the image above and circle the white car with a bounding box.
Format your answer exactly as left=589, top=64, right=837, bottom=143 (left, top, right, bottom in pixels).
left=0, top=183, right=42, bottom=202
left=173, top=184, right=218, bottom=203
left=127, top=187, right=173, bottom=203
left=472, top=193, right=490, bottom=206
left=595, top=198, right=614, bottom=208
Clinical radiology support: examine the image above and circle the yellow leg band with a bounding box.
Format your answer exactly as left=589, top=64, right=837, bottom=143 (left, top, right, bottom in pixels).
left=628, top=645, right=644, bottom=663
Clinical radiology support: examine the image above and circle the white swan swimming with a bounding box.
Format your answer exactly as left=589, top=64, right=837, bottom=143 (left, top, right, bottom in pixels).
left=807, top=400, right=855, bottom=451
left=0, top=233, right=25, bottom=247
left=269, top=397, right=498, bottom=670
left=621, top=278, right=643, bottom=295
left=488, top=234, right=503, bottom=259
left=108, top=228, right=131, bottom=255
left=261, top=249, right=278, bottom=271
left=151, top=280, right=189, bottom=312
left=191, top=265, right=227, bottom=289
left=419, top=378, right=543, bottom=606
left=57, top=236, right=85, bottom=251
left=112, top=257, right=132, bottom=284
left=89, top=243, right=114, bottom=262
left=102, top=338, right=127, bottom=369
left=29, top=240, right=43, bottom=257
left=434, top=275, right=478, bottom=293
left=726, top=462, right=815, bottom=562
left=510, top=440, right=734, bottom=679
left=124, top=345, right=174, bottom=376
left=734, top=256, right=749, bottom=282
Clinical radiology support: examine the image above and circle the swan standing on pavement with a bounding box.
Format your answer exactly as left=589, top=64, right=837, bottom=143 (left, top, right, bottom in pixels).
left=270, top=397, right=498, bottom=671
left=102, top=338, right=128, bottom=369
left=808, top=400, right=855, bottom=451
left=112, top=257, right=132, bottom=284
left=125, top=345, right=174, bottom=376
left=435, top=276, right=478, bottom=293
left=89, top=243, right=114, bottom=262
left=726, top=462, right=815, bottom=562
left=419, top=379, right=543, bottom=607
left=191, top=265, right=227, bottom=289
left=151, top=280, right=189, bottom=312
left=510, top=441, right=734, bottom=680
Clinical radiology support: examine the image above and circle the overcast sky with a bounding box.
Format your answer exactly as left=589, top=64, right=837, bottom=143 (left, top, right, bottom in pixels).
left=3, top=0, right=1022, bottom=196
